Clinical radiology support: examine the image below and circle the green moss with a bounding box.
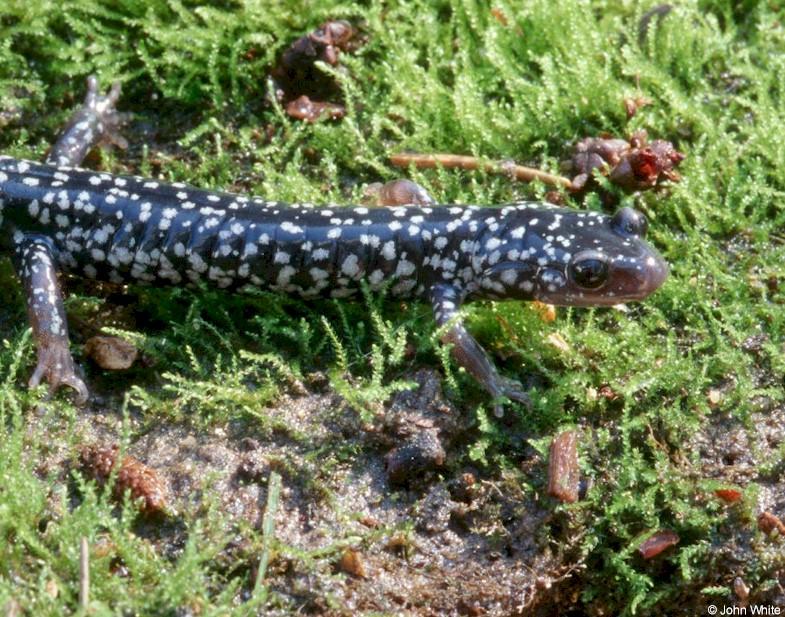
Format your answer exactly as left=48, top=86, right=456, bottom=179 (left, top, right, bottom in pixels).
left=1, top=0, right=785, bottom=613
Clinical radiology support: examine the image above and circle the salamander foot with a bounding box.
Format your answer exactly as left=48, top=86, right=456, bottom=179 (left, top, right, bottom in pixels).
left=46, top=75, right=130, bottom=167
left=491, top=376, right=532, bottom=418
left=83, top=75, right=130, bottom=151
left=29, top=343, right=89, bottom=405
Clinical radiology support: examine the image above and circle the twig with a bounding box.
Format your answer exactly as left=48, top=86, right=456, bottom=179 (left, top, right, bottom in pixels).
left=79, top=536, right=89, bottom=612
left=253, top=471, right=283, bottom=603
left=389, top=152, right=574, bottom=189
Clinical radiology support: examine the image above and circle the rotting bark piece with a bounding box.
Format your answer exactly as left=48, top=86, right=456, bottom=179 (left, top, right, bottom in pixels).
left=280, top=20, right=354, bottom=72
left=563, top=130, right=684, bottom=193
left=547, top=430, right=580, bottom=503
left=638, top=530, right=679, bottom=559
left=84, top=336, right=138, bottom=370
left=564, top=137, right=629, bottom=191
left=80, top=444, right=166, bottom=516
left=609, top=132, right=684, bottom=190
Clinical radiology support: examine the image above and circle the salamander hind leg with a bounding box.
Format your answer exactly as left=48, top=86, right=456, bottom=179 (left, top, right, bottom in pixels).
left=430, top=283, right=530, bottom=417
left=46, top=75, right=130, bottom=167
left=14, top=235, right=88, bottom=403
left=365, top=179, right=435, bottom=206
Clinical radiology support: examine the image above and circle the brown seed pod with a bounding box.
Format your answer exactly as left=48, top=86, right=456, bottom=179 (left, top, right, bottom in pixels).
left=623, top=95, right=652, bottom=119
left=563, top=130, right=684, bottom=193
left=271, top=20, right=361, bottom=122
left=80, top=444, right=167, bottom=516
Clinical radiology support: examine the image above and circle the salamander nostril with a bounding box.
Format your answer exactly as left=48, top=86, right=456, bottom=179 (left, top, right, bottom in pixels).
left=611, top=207, right=648, bottom=238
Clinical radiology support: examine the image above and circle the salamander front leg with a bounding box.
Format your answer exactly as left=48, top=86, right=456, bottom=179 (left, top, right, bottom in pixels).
left=46, top=75, right=129, bottom=167
left=14, top=236, right=88, bottom=403
left=430, top=284, right=530, bottom=417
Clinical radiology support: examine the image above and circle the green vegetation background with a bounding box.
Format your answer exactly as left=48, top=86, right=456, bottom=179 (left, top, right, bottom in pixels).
left=1, top=0, right=784, bottom=614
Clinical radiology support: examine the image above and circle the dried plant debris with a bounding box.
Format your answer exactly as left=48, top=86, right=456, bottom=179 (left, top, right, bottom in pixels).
left=271, top=20, right=360, bottom=122
left=638, top=530, right=680, bottom=559
left=385, top=429, right=446, bottom=486
left=337, top=547, right=367, bottom=578
left=84, top=336, right=138, bottom=370
left=734, top=577, right=751, bottom=603
left=548, top=429, right=580, bottom=504
left=714, top=488, right=743, bottom=504
left=623, top=95, right=652, bottom=119
left=757, top=511, right=785, bottom=536
left=79, top=444, right=167, bottom=516
left=563, top=130, right=684, bottom=192
left=390, top=152, right=573, bottom=189
left=284, top=95, right=346, bottom=123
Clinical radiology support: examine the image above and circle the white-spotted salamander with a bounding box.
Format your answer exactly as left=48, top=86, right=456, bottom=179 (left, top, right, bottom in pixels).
left=0, top=78, right=668, bottom=415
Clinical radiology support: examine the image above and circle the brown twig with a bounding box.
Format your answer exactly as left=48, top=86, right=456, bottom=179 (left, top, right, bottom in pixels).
left=390, top=152, right=574, bottom=189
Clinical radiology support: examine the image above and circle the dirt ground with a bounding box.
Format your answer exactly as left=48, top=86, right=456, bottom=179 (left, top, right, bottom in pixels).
left=25, top=362, right=785, bottom=616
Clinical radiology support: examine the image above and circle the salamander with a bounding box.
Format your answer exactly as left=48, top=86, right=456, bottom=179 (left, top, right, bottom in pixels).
left=0, top=78, right=668, bottom=415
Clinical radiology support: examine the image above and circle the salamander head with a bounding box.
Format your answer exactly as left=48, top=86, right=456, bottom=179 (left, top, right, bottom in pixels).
left=475, top=206, right=668, bottom=306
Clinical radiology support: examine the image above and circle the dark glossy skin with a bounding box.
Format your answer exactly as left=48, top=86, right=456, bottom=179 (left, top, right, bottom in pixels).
left=0, top=78, right=668, bottom=415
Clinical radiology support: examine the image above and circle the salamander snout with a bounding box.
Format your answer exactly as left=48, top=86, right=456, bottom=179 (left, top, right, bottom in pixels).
left=562, top=247, right=668, bottom=306
left=531, top=207, right=669, bottom=306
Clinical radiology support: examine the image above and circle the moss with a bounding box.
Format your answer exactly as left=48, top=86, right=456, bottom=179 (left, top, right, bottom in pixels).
left=1, top=0, right=784, bottom=614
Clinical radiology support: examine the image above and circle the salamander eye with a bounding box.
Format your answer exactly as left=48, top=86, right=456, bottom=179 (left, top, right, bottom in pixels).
left=611, top=207, right=648, bottom=238
left=569, top=254, right=609, bottom=289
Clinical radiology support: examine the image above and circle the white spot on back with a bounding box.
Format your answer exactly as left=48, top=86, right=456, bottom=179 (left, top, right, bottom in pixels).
left=382, top=241, right=396, bottom=260
left=342, top=254, right=360, bottom=277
